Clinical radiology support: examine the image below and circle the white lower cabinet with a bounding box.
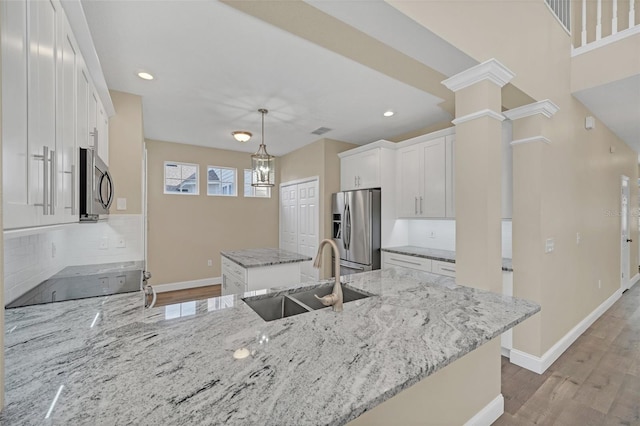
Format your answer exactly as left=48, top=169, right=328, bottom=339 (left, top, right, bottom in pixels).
left=432, top=260, right=456, bottom=277
left=221, top=256, right=303, bottom=296
left=382, top=252, right=432, bottom=272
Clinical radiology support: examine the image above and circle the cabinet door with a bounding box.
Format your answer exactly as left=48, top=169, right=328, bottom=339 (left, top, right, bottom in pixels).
left=420, top=138, right=446, bottom=217
left=58, top=18, right=79, bottom=223
left=88, top=88, right=98, bottom=151
left=29, top=0, right=60, bottom=225
left=397, top=145, right=420, bottom=217
left=97, top=101, right=109, bottom=165
left=356, top=149, right=380, bottom=189
left=1, top=0, right=38, bottom=229
left=77, top=66, right=90, bottom=148
left=340, top=154, right=359, bottom=191
left=445, top=135, right=455, bottom=218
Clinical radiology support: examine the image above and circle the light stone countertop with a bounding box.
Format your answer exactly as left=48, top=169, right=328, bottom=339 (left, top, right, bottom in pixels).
left=221, top=247, right=312, bottom=268
left=1, top=268, right=538, bottom=425
left=382, top=245, right=514, bottom=271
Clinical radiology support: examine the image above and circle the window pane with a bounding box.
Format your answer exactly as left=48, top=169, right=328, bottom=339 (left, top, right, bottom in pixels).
left=207, top=166, right=237, bottom=196
left=164, top=162, right=199, bottom=195
left=243, top=169, right=270, bottom=198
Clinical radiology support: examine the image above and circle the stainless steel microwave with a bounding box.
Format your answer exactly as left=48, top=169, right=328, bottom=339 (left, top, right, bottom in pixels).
left=79, top=148, right=114, bottom=221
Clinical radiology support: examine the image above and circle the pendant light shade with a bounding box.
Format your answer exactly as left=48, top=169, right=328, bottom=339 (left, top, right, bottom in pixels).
left=251, top=109, right=275, bottom=187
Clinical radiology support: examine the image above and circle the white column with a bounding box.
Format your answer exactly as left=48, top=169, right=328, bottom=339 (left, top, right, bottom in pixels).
left=631, top=0, right=636, bottom=27
left=612, top=0, right=618, bottom=34
left=596, top=0, right=602, bottom=40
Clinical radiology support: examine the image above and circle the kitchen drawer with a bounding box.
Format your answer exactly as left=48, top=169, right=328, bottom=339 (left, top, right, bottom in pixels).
left=432, top=260, right=456, bottom=277
left=222, top=273, right=247, bottom=296
left=221, top=256, right=247, bottom=281
left=382, top=252, right=432, bottom=272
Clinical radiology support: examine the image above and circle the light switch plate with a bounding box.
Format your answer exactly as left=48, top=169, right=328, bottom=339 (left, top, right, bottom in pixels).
left=116, top=198, right=127, bottom=211
left=545, top=238, right=555, bottom=253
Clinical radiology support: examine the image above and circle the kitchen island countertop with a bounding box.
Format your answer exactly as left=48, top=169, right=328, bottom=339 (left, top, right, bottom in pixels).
left=1, top=267, right=538, bottom=425
left=221, top=247, right=312, bottom=268
left=382, top=245, right=513, bottom=271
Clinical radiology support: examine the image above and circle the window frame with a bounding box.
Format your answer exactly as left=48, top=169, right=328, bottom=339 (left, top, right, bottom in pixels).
left=207, top=165, right=238, bottom=197
left=163, top=161, right=199, bottom=195
left=243, top=169, right=271, bottom=198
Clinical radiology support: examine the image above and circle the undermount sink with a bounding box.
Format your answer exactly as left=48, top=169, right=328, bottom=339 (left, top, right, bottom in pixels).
left=242, top=283, right=372, bottom=322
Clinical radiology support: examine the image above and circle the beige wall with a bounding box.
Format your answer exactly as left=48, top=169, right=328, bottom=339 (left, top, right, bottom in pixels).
left=146, top=139, right=279, bottom=285
left=279, top=138, right=357, bottom=278
left=108, top=90, right=144, bottom=215
left=389, top=0, right=639, bottom=357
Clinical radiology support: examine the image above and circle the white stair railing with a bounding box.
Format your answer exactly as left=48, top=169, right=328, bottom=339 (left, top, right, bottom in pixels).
left=577, top=0, right=639, bottom=53
left=545, top=0, right=571, bottom=32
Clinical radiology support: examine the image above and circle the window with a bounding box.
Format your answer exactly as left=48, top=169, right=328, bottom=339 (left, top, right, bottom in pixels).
left=208, top=166, right=237, bottom=196
left=164, top=162, right=199, bottom=195
left=244, top=169, right=271, bottom=198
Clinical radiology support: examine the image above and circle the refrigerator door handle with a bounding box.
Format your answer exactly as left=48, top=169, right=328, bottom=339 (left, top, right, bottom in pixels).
left=342, top=203, right=348, bottom=250
left=345, top=203, right=351, bottom=250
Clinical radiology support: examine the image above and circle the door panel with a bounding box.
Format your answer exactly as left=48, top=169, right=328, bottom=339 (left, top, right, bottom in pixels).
left=346, top=190, right=371, bottom=265
left=279, top=185, right=297, bottom=254
left=398, top=146, right=420, bottom=217
left=421, top=139, right=446, bottom=217
left=298, top=180, right=319, bottom=282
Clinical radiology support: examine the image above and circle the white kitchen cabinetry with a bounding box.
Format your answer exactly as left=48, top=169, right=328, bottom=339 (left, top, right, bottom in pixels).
left=397, top=135, right=455, bottom=219
left=221, top=256, right=304, bottom=296
left=381, top=251, right=457, bottom=277
left=339, top=142, right=396, bottom=191
left=1, top=0, right=110, bottom=229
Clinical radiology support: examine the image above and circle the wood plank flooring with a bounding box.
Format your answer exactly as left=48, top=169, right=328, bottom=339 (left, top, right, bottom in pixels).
left=153, top=284, right=221, bottom=307
left=495, top=283, right=640, bottom=425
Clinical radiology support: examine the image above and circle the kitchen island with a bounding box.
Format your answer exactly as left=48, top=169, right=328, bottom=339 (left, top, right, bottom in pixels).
left=220, top=247, right=312, bottom=295
left=1, top=267, right=539, bottom=425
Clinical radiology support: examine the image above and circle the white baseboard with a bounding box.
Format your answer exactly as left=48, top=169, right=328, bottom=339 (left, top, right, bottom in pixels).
left=510, top=288, right=623, bottom=374
left=628, top=273, right=640, bottom=289
left=500, top=347, right=511, bottom=358
left=153, top=277, right=221, bottom=293
left=464, top=394, right=504, bottom=426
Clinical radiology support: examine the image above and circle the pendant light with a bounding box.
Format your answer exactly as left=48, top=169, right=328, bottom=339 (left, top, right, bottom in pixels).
left=251, top=108, right=275, bottom=187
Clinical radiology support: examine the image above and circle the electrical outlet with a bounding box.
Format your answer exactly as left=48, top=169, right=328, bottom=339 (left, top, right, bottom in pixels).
left=207, top=259, right=213, bottom=267
left=99, top=237, right=108, bottom=250
left=116, top=239, right=126, bottom=248
left=545, top=238, right=555, bottom=253
left=576, top=232, right=581, bottom=245
left=51, top=242, right=56, bottom=258
left=429, top=231, right=436, bottom=239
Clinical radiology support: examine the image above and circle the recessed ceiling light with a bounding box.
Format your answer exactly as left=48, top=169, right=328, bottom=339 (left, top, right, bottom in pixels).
left=383, top=110, right=395, bottom=117
left=232, top=131, right=252, bottom=143
left=137, top=71, right=154, bottom=81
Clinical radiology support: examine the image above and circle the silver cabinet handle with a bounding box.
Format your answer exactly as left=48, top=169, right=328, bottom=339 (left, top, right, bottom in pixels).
left=390, top=257, right=422, bottom=266
left=420, top=196, right=423, bottom=214
left=49, top=149, right=56, bottom=215
left=71, top=165, right=76, bottom=215
left=90, top=127, right=99, bottom=151
left=415, top=197, right=418, bottom=215
left=440, top=267, right=456, bottom=273
left=33, top=147, right=49, bottom=215
left=354, top=176, right=357, bottom=187
left=357, top=176, right=361, bottom=186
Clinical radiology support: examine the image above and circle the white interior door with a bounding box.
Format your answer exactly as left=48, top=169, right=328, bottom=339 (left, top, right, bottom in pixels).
left=621, top=176, right=630, bottom=290
left=279, top=185, right=298, bottom=254
left=297, top=180, right=319, bottom=282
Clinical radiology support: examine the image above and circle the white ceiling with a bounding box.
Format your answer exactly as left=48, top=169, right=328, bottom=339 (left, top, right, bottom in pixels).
left=573, top=74, right=640, bottom=152
left=81, top=0, right=472, bottom=156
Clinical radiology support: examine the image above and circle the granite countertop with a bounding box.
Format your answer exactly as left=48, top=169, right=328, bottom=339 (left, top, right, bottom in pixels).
left=1, top=268, right=538, bottom=425
left=382, top=245, right=513, bottom=271
left=221, top=247, right=312, bottom=268
left=51, top=260, right=145, bottom=279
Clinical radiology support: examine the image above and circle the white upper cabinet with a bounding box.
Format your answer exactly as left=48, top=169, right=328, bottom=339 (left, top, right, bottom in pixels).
left=340, top=148, right=381, bottom=191
left=397, top=135, right=453, bottom=219
left=1, top=0, right=111, bottom=230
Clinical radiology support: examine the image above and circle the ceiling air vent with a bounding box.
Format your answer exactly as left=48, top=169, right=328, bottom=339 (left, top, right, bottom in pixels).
left=311, top=127, right=332, bottom=136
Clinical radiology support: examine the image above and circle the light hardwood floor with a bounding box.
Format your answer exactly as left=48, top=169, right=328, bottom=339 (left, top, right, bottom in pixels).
left=496, top=283, right=640, bottom=425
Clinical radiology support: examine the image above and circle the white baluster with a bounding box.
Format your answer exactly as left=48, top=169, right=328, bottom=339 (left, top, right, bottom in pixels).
left=582, top=0, right=587, bottom=46
left=612, top=0, right=618, bottom=34
left=596, top=0, right=602, bottom=40
left=630, top=0, right=636, bottom=27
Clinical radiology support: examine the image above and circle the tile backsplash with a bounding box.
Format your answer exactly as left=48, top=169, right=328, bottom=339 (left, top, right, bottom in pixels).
left=4, top=215, right=144, bottom=304
left=407, top=219, right=512, bottom=258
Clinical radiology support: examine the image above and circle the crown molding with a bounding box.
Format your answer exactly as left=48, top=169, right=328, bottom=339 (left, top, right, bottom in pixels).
left=451, top=109, right=505, bottom=125
left=442, top=58, right=515, bottom=92
left=510, top=135, right=551, bottom=146
left=503, top=100, right=560, bottom=121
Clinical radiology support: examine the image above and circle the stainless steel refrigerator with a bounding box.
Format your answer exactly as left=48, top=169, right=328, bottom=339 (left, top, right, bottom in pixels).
left=332, top=189, right=381, bottom=276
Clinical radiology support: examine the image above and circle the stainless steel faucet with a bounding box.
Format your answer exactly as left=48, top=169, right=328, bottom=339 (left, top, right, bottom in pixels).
left=313, top=239, right=343, bottom=312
